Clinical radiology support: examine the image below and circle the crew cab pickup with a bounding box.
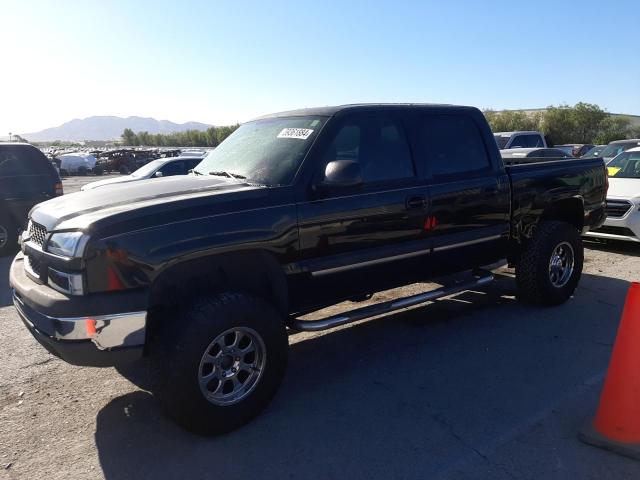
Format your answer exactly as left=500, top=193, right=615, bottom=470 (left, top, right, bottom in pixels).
left=9, top=104, right=607, bottom=434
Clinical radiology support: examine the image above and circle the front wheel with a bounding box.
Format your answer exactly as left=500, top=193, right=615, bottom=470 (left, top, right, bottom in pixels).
left=516, top=221, right=584, bottom=306
left=149, top=293, right=288, bottom=435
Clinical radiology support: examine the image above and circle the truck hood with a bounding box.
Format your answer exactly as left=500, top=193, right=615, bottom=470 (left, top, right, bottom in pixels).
left=607, top=178, right=640, bottom=201
left=81, top=175, right=137, bottom=190
left=31, top=175, right=261, bottom=231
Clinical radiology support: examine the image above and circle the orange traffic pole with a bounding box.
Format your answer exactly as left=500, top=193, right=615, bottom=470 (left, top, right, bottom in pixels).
left=579, top=282, right=640, bottom=459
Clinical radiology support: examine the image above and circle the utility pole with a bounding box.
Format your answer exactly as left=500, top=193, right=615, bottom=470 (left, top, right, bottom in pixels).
left=8, top=132, right=12, bottom=142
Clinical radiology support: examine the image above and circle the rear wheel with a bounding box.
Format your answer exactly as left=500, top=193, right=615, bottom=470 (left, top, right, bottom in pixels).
left=516, top=221, right=583, bottom=306
left=149, top=292, right=288, bottom=435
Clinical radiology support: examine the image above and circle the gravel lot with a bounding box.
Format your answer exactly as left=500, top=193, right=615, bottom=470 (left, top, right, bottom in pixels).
left=1, top=176, right=640, bottom=479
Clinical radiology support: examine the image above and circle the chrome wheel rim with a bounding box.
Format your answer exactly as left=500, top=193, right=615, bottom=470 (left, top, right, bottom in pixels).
left=548, top=241, right=574, bottom=288
left=198, top=327, right=266, bottom=406
left=0, top=225, right=8, bottom=248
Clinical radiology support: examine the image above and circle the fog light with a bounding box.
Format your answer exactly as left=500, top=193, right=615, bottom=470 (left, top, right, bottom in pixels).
left=48, top=268, right=84, bottom=295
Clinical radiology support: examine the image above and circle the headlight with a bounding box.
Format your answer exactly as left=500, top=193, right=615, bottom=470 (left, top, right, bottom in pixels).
left=46, top=232, right=88, bottom=257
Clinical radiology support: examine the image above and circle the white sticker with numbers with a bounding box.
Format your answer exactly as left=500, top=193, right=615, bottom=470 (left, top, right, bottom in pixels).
left=277, top=128, right=314, bottom=140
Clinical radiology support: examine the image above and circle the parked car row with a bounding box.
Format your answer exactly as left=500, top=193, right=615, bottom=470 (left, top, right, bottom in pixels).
left=80, top=156, right=204, bottom=190
left=45, top=147, right=209, bottom=177
left=585, top=147, right=640, bottom=243
left=585, top=139, right=640, bottom=163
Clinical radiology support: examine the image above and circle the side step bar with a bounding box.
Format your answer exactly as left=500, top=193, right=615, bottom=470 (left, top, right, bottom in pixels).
left=288, top=271, right=494, bottom=332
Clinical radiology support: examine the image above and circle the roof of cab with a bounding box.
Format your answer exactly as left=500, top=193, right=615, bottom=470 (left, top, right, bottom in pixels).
left=493, top=131, right=542, bottom=136
left=252, top=103, right=477, bottom=121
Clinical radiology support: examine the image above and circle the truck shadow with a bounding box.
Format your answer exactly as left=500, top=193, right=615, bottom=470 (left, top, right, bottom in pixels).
left=94, top=272, right=630, bottom=480
left=584, top=239, right=640, bottom=258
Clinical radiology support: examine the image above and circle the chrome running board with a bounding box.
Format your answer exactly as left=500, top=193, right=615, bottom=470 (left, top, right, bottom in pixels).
left=288, top=271, right=494, bottom=332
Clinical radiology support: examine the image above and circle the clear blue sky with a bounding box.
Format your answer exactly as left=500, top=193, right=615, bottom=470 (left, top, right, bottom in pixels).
left=2, top=0, right=639, bottom=134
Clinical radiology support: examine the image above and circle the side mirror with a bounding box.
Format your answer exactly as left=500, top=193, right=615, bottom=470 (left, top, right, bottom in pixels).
left=318, top=160, right=363, bottom=189
left=154, top=171, right=163, bottom=178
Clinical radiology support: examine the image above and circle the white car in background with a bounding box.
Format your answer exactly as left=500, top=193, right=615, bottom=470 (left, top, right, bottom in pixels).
left=584, top=147, right=640, bottom=243
left=80, top=156, right=203, bottom=191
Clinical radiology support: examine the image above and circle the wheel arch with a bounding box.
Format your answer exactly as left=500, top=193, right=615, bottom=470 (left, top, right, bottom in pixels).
left=540, top=197, right=585, bottom=232
left=148, top=249, right=289, bottom=316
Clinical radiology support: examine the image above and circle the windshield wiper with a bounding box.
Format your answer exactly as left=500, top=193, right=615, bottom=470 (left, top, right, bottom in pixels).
left=209, top=171, right=247, bottom=180
left=190, top=169, right=203, bottom=176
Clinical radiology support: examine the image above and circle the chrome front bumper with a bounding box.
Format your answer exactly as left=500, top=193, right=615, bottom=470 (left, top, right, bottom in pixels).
left=10, top=252, right=148, bottom=367
left=13, top=292, right=146, bottom=349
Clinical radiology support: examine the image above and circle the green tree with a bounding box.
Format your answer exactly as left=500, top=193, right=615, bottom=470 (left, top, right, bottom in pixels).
left=122, top=128, right=136, bottom=145
left=484, top=110, right=541, bottom=132
left=541, top=104, right=576, bottom=145
left=594, top=116, right=632, bottom=144
left=119, top=124, right=239, bottom=148
left=571, top=102, right=608, bottom=143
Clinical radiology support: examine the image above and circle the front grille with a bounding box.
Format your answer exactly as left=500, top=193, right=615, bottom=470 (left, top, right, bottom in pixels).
left=592, top=226, right=636, bottom=237
left=605, top=199, right=633, bottom=218
left=29, top=222, right=48, bottom=246
left=24, top=254, right=43, bottom=279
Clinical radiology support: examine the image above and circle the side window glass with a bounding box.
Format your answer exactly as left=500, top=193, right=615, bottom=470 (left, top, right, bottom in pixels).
left=0, top=147, right=51, bottom=176
left=0, top=151, right=21, bottom=176
left=408, top=114, right=491, bottom=178
left=159, top=161, right=184, bottom=176
left=322, top=115, right=414, bottom=184
left=530, top=135, right=544, bottom=147
left=510, top=136, right=525, bottom=148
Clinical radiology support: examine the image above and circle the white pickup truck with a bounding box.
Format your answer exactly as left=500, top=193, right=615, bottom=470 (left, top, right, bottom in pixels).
left=494, top=131, right=547, bottom=150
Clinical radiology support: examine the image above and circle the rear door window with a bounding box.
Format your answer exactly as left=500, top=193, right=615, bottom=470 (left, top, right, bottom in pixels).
left=0, top=146, right=53, bottom=176
left=408, top=114, right=492, bottom=179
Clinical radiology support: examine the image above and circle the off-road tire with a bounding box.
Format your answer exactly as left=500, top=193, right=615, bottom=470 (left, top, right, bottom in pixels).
left=516, top=221, right=583, bottom=306
left=149, top=292, right=288, bottom=435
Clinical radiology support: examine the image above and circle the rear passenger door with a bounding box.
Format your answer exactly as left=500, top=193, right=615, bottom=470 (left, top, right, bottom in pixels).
left=407, top=113, right=511, bottom=271
left=294, top=111, right=430, bottom=309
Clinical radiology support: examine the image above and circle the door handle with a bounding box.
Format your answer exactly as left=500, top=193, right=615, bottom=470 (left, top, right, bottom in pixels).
left=406, top=195, right=427, bottom=210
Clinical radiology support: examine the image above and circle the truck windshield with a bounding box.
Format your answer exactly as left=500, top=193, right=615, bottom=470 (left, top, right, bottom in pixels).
left=193, top=116, right=327, bottom=186
left=607, top=152, right=640, bottom=178
left=494, top=135, right=510, bottom=149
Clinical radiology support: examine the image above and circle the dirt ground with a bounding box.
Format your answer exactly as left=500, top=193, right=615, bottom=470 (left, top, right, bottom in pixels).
left=1, top=176, right=639, bottom=479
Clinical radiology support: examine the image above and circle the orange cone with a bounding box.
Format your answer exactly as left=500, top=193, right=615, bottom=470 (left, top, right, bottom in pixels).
left=579, top=282, right=640, bottom=460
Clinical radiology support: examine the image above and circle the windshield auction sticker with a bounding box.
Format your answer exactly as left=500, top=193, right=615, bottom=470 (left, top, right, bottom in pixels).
left=277, top=128, right=314, bottom=140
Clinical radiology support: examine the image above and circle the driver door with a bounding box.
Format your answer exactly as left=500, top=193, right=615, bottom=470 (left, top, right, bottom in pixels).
left=292, top=111, right=430, bottom=310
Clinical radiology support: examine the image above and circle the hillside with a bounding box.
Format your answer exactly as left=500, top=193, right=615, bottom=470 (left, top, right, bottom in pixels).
left=22, top=116, right=212, bottom=142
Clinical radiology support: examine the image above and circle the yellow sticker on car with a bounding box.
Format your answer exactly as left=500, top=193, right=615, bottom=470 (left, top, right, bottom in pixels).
left=607, top=167, right=621, bottom=176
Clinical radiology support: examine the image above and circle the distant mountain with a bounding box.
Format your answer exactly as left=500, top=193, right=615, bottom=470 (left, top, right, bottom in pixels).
left=22, top=116, right=212, bottom=142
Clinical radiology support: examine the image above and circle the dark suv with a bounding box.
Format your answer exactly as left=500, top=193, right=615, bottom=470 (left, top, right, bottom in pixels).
left=0, top=143, right=63, bottom=255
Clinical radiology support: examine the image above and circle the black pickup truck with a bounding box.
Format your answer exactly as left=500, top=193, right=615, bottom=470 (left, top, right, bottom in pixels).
left=9, top=104, right=607, bottom=434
